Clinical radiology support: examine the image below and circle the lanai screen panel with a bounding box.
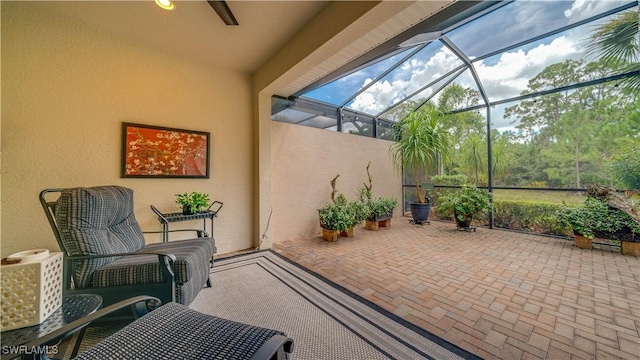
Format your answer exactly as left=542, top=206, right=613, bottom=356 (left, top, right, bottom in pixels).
left=378, top=67, right=464, bottom=122
left=445, top=0, right=635, bottom=60
left=302, top=47, right=418, bottom=106
left=471, top=11, right=633, bottom=103
left=428, top=69, right=484, bottom=112
left=342, top=42, right=463, bottom=116
left=272, top=0, right=639, bottom=231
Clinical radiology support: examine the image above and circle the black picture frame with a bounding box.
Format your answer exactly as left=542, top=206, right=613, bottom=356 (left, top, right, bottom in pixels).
left=121, top=122, right=210, bottom=178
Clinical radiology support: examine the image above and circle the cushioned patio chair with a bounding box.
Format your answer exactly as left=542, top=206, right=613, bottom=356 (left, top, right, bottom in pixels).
left=40, top=186, right=215, bottom=307
left=20, top=296, right=294, bottom=360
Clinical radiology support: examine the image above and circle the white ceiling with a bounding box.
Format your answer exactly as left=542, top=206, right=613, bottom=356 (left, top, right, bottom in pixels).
left=31, top=0, right=330, bottom=73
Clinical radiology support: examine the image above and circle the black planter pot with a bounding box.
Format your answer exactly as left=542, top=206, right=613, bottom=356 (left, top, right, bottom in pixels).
left=409, top=202, right=432, bottom=222
left=182, top=205, right=199, bottom=215
left=454, top=212, right=474, bottom=228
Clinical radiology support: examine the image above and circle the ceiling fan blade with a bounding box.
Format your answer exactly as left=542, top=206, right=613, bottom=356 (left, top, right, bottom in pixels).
left=207, top=1, right=239, bottom=26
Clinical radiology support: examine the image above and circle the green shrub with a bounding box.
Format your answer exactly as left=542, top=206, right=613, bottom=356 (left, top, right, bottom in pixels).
left=348, top=199, right=370, bottom=225
left=430, top=175, right=468, bottom=209
left=607, top=145, right=640, bottom=190
left=431, top=174, right=468, bottom=186
left=434, top=194, right=639, bottom=239
left=432, top=199, right=569, bottom=235
left=367, top=196, right=398, bottom=219
left=318, top=201, right=354, bottom=231
left=557, top=197, right=640, bottom=240
left=438, top=185, right=491, bottom=223
left=494, top=200, right=568, bottom=236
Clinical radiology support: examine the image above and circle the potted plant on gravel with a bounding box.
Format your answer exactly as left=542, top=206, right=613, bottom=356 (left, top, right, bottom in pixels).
left=439, top=185, right=491, bottom=231
left=389, top=106, right=450, bottom=224
left=175, top=192, right=210, bottom=215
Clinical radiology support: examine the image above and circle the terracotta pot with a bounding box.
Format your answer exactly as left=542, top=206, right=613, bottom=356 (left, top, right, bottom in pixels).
left=340, top=227, right=354, bottom=238
left=574, top=234, right=592, bottom=250
left=621, top=241, right=640, bottom=256
left=321, top=228, right=339, bottom=242
left=366, top=219, right=391, bottom=231
left=366, top=213, right=392, bottom=231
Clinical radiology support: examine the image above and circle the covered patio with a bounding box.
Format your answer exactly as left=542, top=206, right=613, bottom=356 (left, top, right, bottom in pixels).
left=273, top=220, right=640, bottom=359
left=3, top=1, right=638, bottom=358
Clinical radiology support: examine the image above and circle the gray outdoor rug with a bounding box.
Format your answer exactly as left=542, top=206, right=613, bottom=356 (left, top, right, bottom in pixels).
left=190, top=250, right=476, bottom=360
left=63, top=250, right=477, bottom=359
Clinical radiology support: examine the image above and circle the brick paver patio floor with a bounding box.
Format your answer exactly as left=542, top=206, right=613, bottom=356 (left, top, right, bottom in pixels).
left=272, top=219, right=640, bottom=359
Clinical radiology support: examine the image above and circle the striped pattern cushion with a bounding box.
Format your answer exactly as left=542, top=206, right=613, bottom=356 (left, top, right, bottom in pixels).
left=92, top=238, right=215, bottom=286
left=55, top=186, right=145, bottom=288
left=74, top=302, right=288, bottom=360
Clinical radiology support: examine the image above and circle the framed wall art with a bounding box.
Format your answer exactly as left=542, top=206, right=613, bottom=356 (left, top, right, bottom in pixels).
left=121, top=122, right=210, bottom=178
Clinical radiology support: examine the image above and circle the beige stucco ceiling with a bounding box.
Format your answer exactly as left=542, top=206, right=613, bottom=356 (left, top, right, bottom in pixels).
left=28, top=0, right=459, bottom=96
left=27, top=0, right=330, bottom=73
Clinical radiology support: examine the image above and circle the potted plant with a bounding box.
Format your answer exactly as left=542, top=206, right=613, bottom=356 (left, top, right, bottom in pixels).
left=557, top=198, right=600, bottom=249
left=558, top=192, right=640, bottom=253
left=318, top=175, right=364, bottom=241
left=389, top=106, right=450, bottom=223
left=346, top=198, right=369, bottom=236
left=358, top=162, right=398, bottom=230
left=318, top=198, right=355, bottom=241
left=439, top=185, right=491, bottom=230
left=366, top=197, right=399, bottom=230
left=175, top=192, right=210, bottom=215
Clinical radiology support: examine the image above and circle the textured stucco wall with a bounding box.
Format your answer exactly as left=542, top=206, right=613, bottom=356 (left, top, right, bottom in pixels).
left=270, top=121, right=402, bottom=243
left=1, top=3, right=253, bottom=257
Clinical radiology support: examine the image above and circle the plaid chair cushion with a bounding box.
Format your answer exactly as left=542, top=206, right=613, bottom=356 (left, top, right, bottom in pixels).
left=74, top=302, right=288, bottom=360
left=92, top=238, right=215, bottom=286
left=55, top=186, right=145, bottom=288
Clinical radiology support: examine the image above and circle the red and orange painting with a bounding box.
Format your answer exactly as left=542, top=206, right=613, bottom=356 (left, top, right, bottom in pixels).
left=121, top=123, right=210, bottom=178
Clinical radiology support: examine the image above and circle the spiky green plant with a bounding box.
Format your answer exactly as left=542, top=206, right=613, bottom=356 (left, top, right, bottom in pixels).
left=389, top=106, right=451, bottom=203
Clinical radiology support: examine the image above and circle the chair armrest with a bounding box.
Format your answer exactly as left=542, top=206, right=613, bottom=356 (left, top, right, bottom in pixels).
left=248, top=335, right=294, bottom=360
left=65, top=251, right=176, bottom=284
left=65, top=250, right=176, bottom=262
left=19, top=296, right=160, bottom=355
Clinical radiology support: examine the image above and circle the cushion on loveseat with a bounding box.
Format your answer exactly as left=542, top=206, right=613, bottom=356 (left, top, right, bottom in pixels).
left=55, top=186, right=145, bottom=288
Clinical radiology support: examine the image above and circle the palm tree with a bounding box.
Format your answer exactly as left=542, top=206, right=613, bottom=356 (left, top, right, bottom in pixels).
left=389, top=106, right=451, bottom=204
left=461, top=134, right=484, bottom=184
left=587, top=10, right=639, bottom=95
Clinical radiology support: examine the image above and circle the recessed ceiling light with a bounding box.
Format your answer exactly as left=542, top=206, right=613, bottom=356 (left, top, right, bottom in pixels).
left=155, top=0, right=175, bottom=11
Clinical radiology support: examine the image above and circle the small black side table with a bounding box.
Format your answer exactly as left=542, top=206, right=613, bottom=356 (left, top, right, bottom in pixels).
left=1, top=294, right=102, bottom=360
left=151, top=202, right=223, bottom=243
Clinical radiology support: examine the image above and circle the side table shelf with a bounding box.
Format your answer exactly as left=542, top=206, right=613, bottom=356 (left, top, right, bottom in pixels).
left=1, top=294, right=103, bottom=360
left=150, top=202, right=223, bottom=244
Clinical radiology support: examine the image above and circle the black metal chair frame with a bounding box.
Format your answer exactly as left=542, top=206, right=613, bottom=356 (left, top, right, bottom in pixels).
left=39, top=189, right=212, bottom=307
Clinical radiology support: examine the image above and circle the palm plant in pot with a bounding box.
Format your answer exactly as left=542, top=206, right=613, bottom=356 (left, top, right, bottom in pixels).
left=389, top=106, right=450, bottom=223
left=439, top=185, right=491, bottom=230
